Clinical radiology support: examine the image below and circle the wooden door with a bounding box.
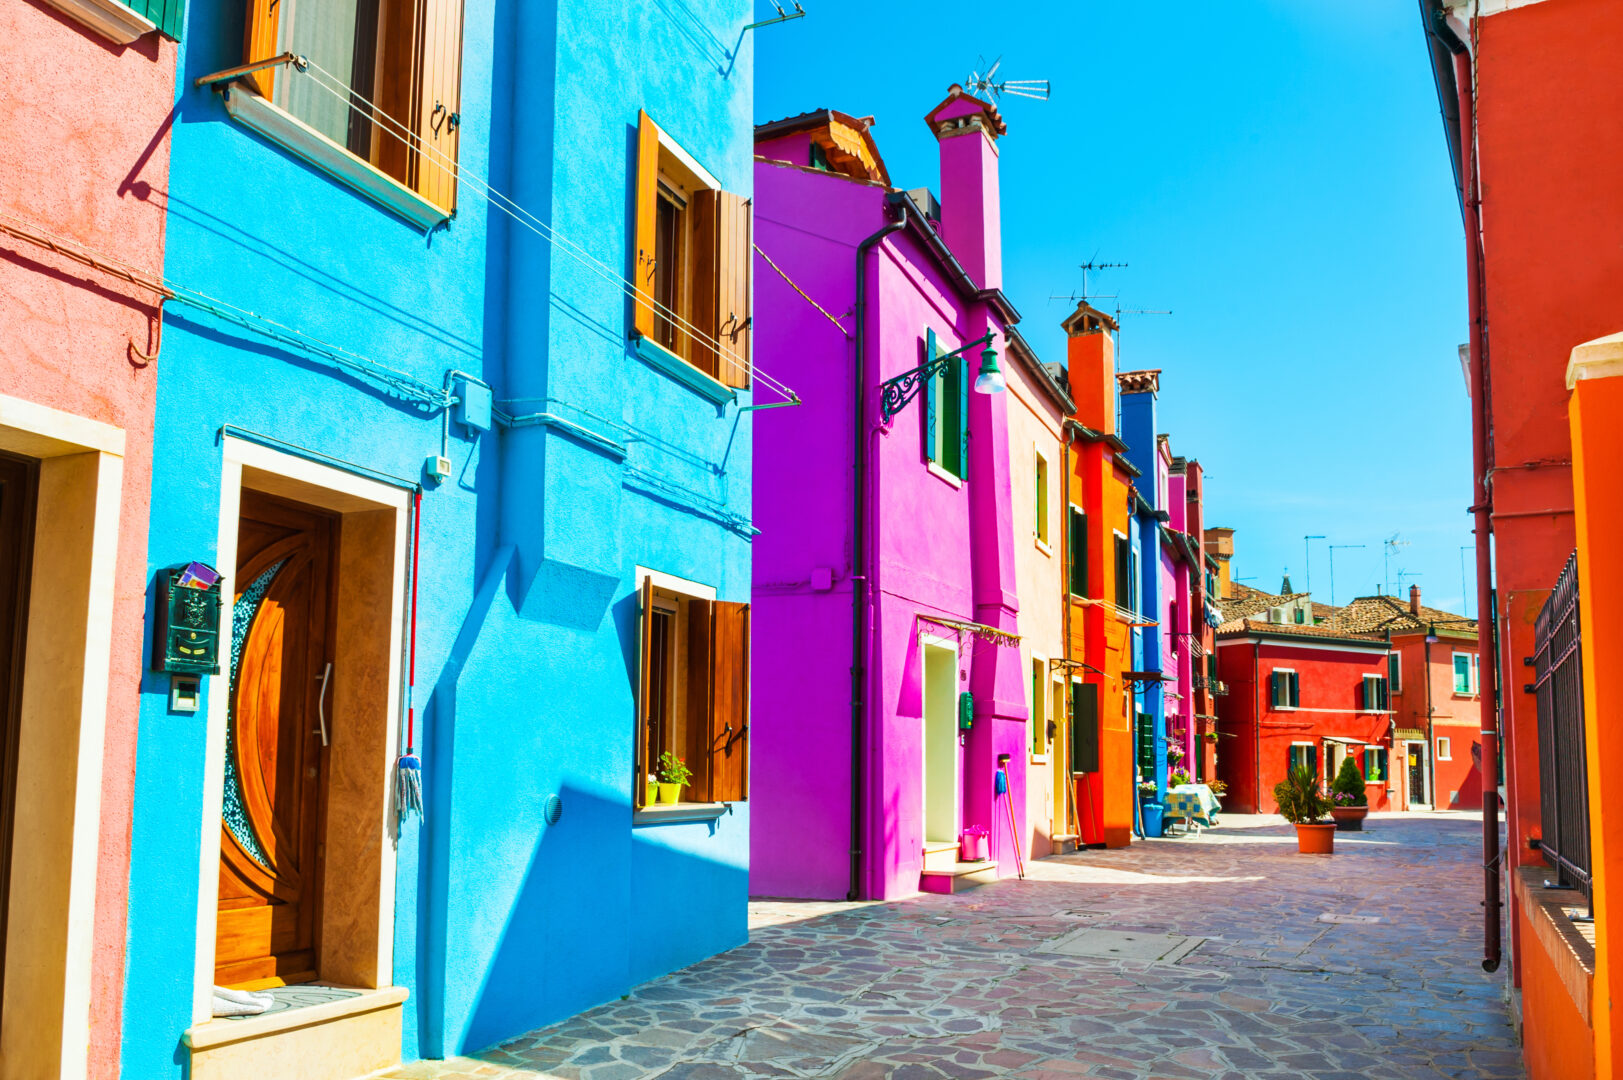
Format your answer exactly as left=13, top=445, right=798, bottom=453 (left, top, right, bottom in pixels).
left=216, top=491, right=336, bottom=988
left=0, top=454, right=36, bottom=1024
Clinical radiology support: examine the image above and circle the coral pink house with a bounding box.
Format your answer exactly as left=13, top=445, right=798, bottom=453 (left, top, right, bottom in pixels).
left=0, top=1, right=174, bottom=1075
left=750, top=89, right=1027, bottom=899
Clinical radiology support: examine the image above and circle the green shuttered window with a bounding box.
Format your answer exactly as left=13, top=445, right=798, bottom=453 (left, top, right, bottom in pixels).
left=126, top=0, right=184, bottom=38
left=1068, top=509, right=1087, bottom=596
left=1071, top=682, right=1099, bottom=774
left=922, top=329, right=967, bottom=480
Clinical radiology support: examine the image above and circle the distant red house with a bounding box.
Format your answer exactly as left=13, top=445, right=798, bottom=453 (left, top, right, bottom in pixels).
left=1213, top=597, right=1395, bottom=814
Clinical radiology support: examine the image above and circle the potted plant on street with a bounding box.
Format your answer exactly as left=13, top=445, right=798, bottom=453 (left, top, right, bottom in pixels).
left=1274, top=766, right=1335, bottom=854
left=1330, top=757, right=1370, bottom=831
left=656, top=751, right=691, bottom=804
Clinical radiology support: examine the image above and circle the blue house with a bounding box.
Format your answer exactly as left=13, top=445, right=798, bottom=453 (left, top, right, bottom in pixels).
left=1118, top=370, right=1167, bottom=836
left=121, top=2, right=761, bottom=1076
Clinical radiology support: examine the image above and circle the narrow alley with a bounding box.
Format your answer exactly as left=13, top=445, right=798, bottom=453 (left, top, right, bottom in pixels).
left=387, top=814, right=1519, bottom=1080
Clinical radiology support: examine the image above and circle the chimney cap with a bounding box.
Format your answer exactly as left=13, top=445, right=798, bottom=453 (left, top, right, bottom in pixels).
left=1117, top=369, right=1162, bottom=394
left=924, top=84, right=1008, bottom=138
left=1061, top=300, right=1118, bottom=336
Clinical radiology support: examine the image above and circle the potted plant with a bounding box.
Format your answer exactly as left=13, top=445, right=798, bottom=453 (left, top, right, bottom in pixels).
left=1207, top=779, right=1228, bottom=798
left=1169, top=768, right=1192, bottom=789
left=644, top=774, right=658, bottom=807
left=1273, top=766, right=1334, bottom=854
left=1330, top=757, right=1369, bottom=831
left=656, top=751, right=691, bottom=804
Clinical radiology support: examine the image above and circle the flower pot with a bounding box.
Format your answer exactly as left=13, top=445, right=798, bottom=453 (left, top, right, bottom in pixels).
left=644, top=780, right=657, bottom=807
left=1330, top=806, right=1368, bottom=832
left=656, top=782, right=682, bottom=804
left=960, top=832, right=987, bottom=862
left=1294, top=823, right=1335, bottom=854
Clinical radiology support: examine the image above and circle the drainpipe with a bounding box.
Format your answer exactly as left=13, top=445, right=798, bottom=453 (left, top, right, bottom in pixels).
left=1061, top=424, right=1074, bottom=839
left=1424, top=631, right=1436, bottom=809
left=1426, top=2, right=1501, bottom=972
left=1253, top=641, right=1262, bottom=814
left=847, top=203, right=905, bottom=902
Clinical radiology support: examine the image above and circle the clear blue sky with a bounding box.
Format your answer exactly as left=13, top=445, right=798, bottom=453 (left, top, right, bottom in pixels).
left=754, top=0, right=1476, bottom=615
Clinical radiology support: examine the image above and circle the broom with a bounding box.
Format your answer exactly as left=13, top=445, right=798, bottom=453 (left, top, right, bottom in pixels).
left=995, top=755, right=1026, bottom=879
left=395, top=489, right=424, bottom=821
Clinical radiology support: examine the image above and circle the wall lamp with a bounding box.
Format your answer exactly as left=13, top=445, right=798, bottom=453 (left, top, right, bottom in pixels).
left=879, top=331, right=1004, bottom=422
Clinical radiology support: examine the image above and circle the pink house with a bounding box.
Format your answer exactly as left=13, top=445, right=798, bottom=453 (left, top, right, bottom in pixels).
left=750, top=89, right=1028, bottom=900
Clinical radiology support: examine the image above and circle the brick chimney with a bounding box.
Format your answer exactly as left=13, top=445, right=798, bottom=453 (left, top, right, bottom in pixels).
left=925, top=85, right=1007, bottom=291
left=1410, top=584, right=1422, bottom=616
left=1062, top=302, right=1118, bottom=435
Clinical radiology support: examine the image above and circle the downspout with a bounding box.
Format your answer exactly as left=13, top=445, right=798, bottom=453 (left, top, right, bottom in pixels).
left=848, top=203, right=905, bottom=902
left=1061, top=424, right=1074, bottom=839
left=1424, top=631, right=1436, bottom=808
left=1254, top=641, right=1262, bottom=814
left=1426, top=1, right=1501, bottom=972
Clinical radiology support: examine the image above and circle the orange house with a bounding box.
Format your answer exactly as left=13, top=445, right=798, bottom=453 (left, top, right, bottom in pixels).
left=1060, top=303, right=1137, bottom=847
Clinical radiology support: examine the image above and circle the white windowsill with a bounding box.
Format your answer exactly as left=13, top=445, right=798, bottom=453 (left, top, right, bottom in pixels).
left=221, top=87, right=451, bottom=232
left=633, top=336, right=736, bottom=404
left=634, top=801, right=733, bottom=825
left=1035, top=537, right=1052, bottom=557
left=184, top=986, right=407, bottom=1049
left=40, top=0, right=155, bottom=43
left=927, top=461, right=964, bottom=489
left=1030, top=753, right=1050, bottom=765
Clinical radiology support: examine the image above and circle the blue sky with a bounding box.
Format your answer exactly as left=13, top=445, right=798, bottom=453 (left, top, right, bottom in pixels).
left=753, top=0, right=1476, bottom=615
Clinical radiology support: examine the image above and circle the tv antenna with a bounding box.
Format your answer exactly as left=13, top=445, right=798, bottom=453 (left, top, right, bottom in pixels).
left=964, top=55, right=1051, bottom=104
left=1383, top=534, right=1411, bottom=596
left=1049, top=257, right=1127, bottom=306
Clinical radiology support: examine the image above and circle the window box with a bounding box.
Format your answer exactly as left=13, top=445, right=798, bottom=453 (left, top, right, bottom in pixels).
left=223, top=89, right=450, bottom=231
left=633, top=802, right=731, bottom=826
left=40, top=0, right=156, bottom=44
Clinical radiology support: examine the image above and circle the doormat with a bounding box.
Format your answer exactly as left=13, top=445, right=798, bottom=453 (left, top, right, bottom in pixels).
left=1317, top=913, right=1382, bottom=924
left=220, top=985, right=361, bottom=1020
left=1036, top=927, right=1204, bottom=963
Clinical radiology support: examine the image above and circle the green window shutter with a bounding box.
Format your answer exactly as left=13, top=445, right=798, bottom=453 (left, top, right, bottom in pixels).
left=922, top=330, right=938, bottom=465
left=1454, top=654, right=1470, bottom=693
left=1388, top=653, right=1401, bottom=692
left=1136, top=713, right=1155, bottom=772
left=1068, top=509, right=1088, bottom=596
left=127, top=0, right=184, bottom=38
left=957, top=342, right=970, bottom=480
left=1269, top=672, right=1280, bottom=708
left=1292, top=672, right=1300, bottom=707
left=1308, top=744, right=1318, bottom=776
left=1072, top=682, right=1099, bottom=773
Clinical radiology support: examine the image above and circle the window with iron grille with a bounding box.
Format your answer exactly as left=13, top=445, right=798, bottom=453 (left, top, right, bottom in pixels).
left=1533, top=552, right=1590, bottom=902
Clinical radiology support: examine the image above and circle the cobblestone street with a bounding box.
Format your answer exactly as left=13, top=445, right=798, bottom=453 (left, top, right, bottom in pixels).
left=386, top=813, right=1520, bottom=1080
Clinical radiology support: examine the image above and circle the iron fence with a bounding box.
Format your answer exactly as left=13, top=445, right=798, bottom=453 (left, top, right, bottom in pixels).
left=1532, top=551, right=1591, bottom=901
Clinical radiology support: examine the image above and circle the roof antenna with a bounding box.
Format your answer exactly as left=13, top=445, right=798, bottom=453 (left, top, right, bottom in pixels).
left=965, top=55, right=1051, bottom=103
left=1050, top=255, right=1127, bottom=306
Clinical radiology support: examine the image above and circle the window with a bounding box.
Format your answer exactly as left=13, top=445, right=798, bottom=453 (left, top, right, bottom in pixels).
left=1034, top=451, right=1050, bottom=546
left=1288, top=743, right=1317, bottom=777
left=1071, top=682, right=1099, bottom=774
left=1114, top=533, right=1131, bottom=610
left=1068, top=508, right=1088, bottom=597
left=1389, top=651, right=1402, bottom=694
left=1271, top=669, right=1300, bottom=709
left=922, top=329, right=967, bottom=479
left=1030, top=657, right=1049, bottom=759
left=636, top=579, right=750, bottom=807
left=1169, top=603, right=1180, bottom=653
left=1293, top=607, right=1305, bottom=624
left=1206, top=654, right=1218, bottom=681
left=634, top=111, right=752, bottom=387
left=1364, top=746, right=1388, bottom=782
left=244, top=0, right=464, bottom=211
left=809, top=141, right=832, bottom=171
left=1453, top=652, right=1478, bottom=694
left=1361, top=674, right=1389, bottom=712
left=1436, top=736, right=1452, bottom=761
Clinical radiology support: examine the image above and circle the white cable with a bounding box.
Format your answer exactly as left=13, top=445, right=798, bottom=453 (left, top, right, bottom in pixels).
left=293, top=61, right=795, bottom=400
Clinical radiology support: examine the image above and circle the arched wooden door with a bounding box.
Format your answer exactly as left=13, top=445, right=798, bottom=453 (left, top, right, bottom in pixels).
left=216, top=491, right=336, bottom=988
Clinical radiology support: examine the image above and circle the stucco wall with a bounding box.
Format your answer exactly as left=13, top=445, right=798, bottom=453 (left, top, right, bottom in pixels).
left=0, top=4, right=176, bottom=1074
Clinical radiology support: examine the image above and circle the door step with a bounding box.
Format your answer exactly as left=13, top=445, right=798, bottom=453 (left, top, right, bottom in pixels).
left=1052, top=833, right=1080, bottom=855
left=922, top=840, right=962, bottom=872
left=920, top=860, right=997, bottom=894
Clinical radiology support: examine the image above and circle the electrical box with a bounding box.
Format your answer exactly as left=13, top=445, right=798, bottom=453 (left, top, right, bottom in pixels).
left=454, top=376, right=493, bottom=432
left=957, top=690, right=974, bottom=732
left=153, top=565, right=222, bottom=674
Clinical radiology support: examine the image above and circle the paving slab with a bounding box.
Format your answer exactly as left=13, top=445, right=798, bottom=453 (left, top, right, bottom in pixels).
left=379, top=811, right=1521, bottom=1080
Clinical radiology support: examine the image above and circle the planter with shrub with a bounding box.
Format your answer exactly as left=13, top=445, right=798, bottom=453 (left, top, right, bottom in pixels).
left=1274, top=766, right=1335, bottom=854
left=1329, top=757, right=1370, bottom=831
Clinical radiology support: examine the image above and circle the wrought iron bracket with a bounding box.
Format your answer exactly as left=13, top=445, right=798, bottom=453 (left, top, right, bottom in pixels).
left=879, top=332, right=994, bottom=422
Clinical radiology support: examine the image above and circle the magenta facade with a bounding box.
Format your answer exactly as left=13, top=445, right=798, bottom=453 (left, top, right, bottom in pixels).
left=750, top=90, right=1028, bottom=900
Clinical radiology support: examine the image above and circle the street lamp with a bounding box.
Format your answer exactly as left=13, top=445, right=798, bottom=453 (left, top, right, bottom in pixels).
left=879, top=331, right=1004, bottom=422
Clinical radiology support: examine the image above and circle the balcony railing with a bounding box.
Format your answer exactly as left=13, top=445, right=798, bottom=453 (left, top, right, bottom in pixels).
left=1532, top=551, right=1591, bottom=903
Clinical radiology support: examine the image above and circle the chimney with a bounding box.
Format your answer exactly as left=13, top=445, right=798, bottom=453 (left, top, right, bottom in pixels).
left=1410, top=584, right=1422, bottom=616
left=925, top=85, right=1007, bottom=291
left=1062, top=302, right=1119, bottom=434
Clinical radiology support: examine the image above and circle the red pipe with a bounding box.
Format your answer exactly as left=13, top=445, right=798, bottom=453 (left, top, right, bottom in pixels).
left=1455, top=46, right=1502, bottom=973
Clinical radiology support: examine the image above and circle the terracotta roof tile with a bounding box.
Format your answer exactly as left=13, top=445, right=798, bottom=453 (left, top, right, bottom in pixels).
left=1117, top=369, right=1161, bottom=394
left=1330, top=595, right=1476, bottom=636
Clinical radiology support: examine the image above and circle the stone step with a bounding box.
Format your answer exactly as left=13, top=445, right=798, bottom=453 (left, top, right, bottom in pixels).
left=922, top=840, right=962, bottom=872
left=919, top=860, right=998, bottom=895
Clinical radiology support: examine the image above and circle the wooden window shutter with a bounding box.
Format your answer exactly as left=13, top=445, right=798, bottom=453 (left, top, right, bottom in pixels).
left=636, top=578, right=655, bottom=808
left=685, top=597, right=715, bottom=801
left=243, top=0, right=280, bottom=97
left=715, top=192, right=752, bottom=388
left=633, top=111, right=662, bottom=340
left=1270, top=672, right=1281, bottom=709
left=922, top=330, right=939, bottom=464
left=1290, top=672, right=1300, bottom=708
left=1388, top=653, right=1400, bottom=692
left=1068, top=509, right=1087, bottom=596
left=413, top=0, right=465, bottom=211
left=128, top=0, right=184, bottom=38
left=709, top=601, right=750, bottom=802
left=957, top=347, right=970, bottom=479
left=1071, top=682, right=1099, bottom=774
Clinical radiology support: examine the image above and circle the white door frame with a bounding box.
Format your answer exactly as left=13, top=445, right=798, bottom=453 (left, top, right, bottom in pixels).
left=920, top=631, right=960, bottom=844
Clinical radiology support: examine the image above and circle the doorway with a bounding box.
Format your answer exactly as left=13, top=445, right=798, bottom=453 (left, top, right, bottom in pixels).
left=1050, top=677, right=1068, bottom=837
left=216, top=490, right=337, bottom=988
left=0, top=452, right=36, bottom=1026
left=922, top=640, right=959, bottom=845
left=1407, top=741, right=1428, bottom=807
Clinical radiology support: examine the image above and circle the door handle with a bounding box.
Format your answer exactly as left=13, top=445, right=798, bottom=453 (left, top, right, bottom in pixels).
left=315, top=661, right=331, bottom=746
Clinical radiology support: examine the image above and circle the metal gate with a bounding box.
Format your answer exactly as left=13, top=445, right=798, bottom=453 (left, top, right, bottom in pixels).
left=1532, top=552, right=1591, bottom=900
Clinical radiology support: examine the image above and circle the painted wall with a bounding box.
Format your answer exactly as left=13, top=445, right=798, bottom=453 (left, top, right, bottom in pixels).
left=122, top=0, right=756, bottom=1074
left=1120, top=388, right=1165, bottom=825
left=1214, top=637, right=1393, bottom=814
left=0, top=3, right=177, bottom=1073
left=1390, top=632, right=1481, bottom=810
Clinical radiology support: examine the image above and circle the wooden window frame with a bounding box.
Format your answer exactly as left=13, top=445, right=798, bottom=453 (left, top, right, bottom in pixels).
left=1029, top=655, right=1049, bottom=762
left=1033, top=449, right=1050, bottom=548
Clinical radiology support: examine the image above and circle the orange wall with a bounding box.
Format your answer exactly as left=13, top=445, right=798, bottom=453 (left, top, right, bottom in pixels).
left=1516, top=901, right=1596, bottom=1080
left=1390, top=633, right=1482, bottom=809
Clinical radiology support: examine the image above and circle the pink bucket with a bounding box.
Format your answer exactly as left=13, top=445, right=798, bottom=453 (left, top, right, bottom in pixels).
left=960, top=829, right=988, bottom=862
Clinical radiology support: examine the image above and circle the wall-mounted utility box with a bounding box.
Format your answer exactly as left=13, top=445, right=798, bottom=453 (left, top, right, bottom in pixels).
left=153, top=566, right=222, bottom=674
left=454, top=376, right=493, bottom=432
left=958, top=690, right=974, bottom=732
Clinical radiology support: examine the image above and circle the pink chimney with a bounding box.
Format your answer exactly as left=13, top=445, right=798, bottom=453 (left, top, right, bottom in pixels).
left=925, top=85, right=1007, bottom=292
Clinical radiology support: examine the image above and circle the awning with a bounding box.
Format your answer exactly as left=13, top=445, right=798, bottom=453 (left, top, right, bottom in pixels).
left=1322, top=736, right=1365, bottom=746
left=1394, top=728, right=1426, bottom=742
left=916, top=613, right=1020, bottom=649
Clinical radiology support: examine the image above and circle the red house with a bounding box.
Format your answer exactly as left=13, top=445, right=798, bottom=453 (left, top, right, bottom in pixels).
left=1213, top=597, right=1395, bottom=814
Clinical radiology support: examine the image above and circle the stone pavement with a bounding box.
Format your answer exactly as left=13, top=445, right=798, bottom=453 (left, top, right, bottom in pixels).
left=381, top=812, right=1522, bottom=1080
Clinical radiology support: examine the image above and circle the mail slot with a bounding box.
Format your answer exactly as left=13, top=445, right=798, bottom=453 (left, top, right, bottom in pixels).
left=153, top=565, right=222, bottom=675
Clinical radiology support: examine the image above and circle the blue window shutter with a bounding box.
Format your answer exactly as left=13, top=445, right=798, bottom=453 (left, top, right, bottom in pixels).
left=922, top=330, right=938, bottom=465
left=126, top=0, right=184, bottom=38
left=958, top=343, right=970, bottom=480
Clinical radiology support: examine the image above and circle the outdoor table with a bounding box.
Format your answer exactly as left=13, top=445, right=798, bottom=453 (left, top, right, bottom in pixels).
left=1165, top=783, right=1222, bottom=833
